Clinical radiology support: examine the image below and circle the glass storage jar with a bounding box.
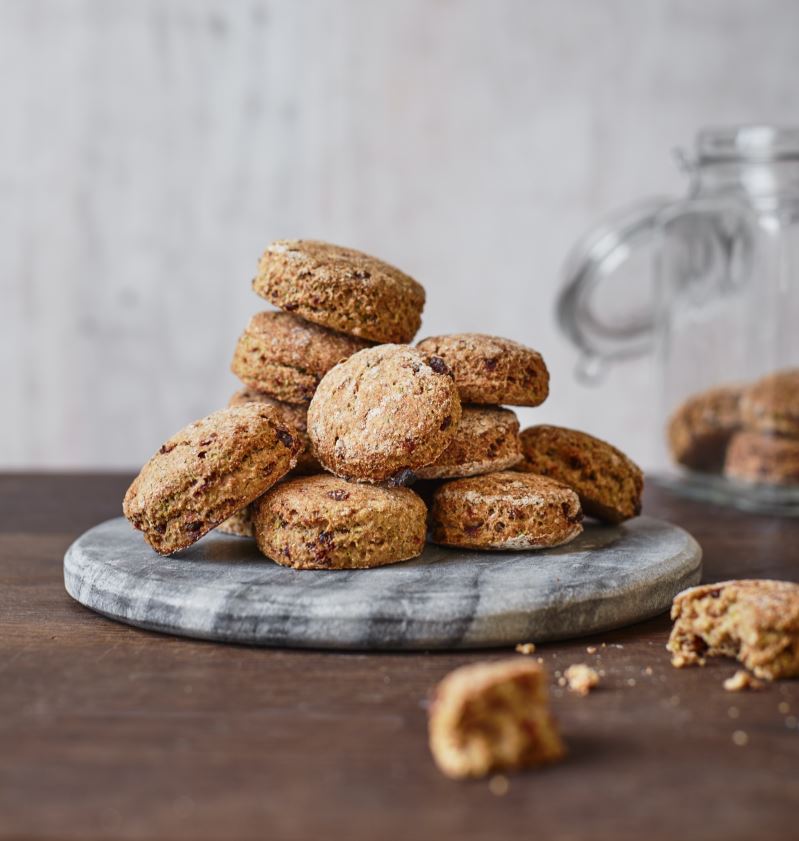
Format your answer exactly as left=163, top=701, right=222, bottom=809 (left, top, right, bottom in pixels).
left=558, top=125, right=799, bottom=514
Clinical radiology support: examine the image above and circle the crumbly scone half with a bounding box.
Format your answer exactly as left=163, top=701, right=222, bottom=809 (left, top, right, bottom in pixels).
left=667, top=384, right=744, bottom=472
left=307, top=344, right=461, bottom=484
left=724, top=430, right=799, bottom=486
left=430, top=471, right=583, bottom=550
left=228, top=386, right=321, bottom=474
left=428, top=659, right=566, bottom=779
left=415, top=333, right=549, bottom=406
left=740, top=368, right=799, bottom=437
left=667, top=579, right=799, bottom=680
left=252, top=474, right=427, bottom=569
left=416, top=405, right=522, bottom=479
left=123, top=404, right=300, bottom=555
left=253, top=240, right=426, bottom=343
left=231, top=311, right=370, bottom=404
left=516, top=424, right=643, bottom=524
left=217, top=504, right=255, bottom=538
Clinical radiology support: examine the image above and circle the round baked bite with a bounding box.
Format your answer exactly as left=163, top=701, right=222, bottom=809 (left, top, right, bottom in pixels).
left=667, top=384, right=743, bottom=472
left=517, top=425, right=643, bottom=524
left=740, top=369, right=799, bottom=437
left=307, top=344, right=461, bottom=484
left=724, top=431, right=799, bottom=486
left=228, top=386, right=320, bottom=474
left=217, top=504, right=254, bottom=538
left=430, top=472, right=583, bottom=551
left=123, top=404, right=300, bottom=555
left=253, top=240, right=425, bottom=343
left=231, top=311, right=370, bottom=404
left=252, top=474, right=427, bottom=569
left=415, top=334, right=549, bottom=406
left=415, top=406, right=522, bottom=479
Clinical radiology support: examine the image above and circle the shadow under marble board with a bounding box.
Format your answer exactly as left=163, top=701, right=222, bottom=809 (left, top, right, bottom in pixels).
left=64, top=516, right=701, bottom=650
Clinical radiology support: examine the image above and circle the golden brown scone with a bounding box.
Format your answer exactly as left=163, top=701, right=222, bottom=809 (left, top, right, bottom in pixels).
left=428, top=659, right=565, bottom=779
left=228, top=386, right=320, bottom=474
left=307, top=344, right=461, bottom=485
left=430, top=472, right=583, bottom=551
left=252, top=474, right=427, bottom=569
left=123, top=404, right=300, bottom=555
left=230, top=311, right=370, bottom=404
left=667, top=580, right=799, bottom=680
left=253, top=240, right=425, bottom=343
left=217, top=505, right=254, bottom=538
left=415, top=406, right=522, bottom=480
left=415, top=334, right=549, bottom=406
left=724, top=431, right=799, bottom=486
left=741, top=368, right=799, bottom=437
left=516, top=425, right=643, bottom=524
left=667, top=384, right=743, bottom=472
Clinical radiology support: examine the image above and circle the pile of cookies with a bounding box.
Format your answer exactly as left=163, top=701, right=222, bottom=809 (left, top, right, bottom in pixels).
left=124, top=240, right=644, bottom=567
left=668, top=369, right=799, bottom=486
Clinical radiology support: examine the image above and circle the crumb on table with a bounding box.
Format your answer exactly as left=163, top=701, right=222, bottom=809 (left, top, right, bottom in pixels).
left=723, top=670, right=764, bottom=692
left=515, top=642, right=536, bottom=655
left=564, top=664, right=600, bottom=696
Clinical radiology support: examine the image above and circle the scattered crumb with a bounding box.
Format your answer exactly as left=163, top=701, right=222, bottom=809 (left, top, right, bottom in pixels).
left=536, top=657, right=544, bottom=664
left=786, top=715, right=798, bottom=729
left=626, top=678, right=636, bottom=687
left=564, top=664, right=600, bottom=696
left=778, top=701, right=790, bottom=715
left=488, top=774, right=509, bottom=796
left=732, top=730, right=749, bottom=747
left=601, top=643, right=607, bottom=648
left=643, top=667, right=653, bottom=676
left=728, top=706, right=740, bottom=719
left=557, top=677, right=566, bottom=687
left=515, top=643, right=536, bottom=655
left=586, top=646, right=597, bottom=654
left=724, top=670, right=764, bottom=692
left=671, top=653, right=705, bottom=669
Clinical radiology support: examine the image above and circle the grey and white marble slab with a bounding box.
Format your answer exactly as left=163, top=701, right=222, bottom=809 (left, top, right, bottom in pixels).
left=63, top=516, right=701, bottom=650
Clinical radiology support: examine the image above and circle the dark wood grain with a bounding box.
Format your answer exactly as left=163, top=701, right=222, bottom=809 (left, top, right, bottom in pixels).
left=1, top=474, right=797, bottom=841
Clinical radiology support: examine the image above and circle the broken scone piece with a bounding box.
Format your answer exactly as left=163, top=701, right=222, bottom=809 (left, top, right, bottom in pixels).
left=667, top=580, right=799, bottom=680
left=428, top=659, right=565, bottom=779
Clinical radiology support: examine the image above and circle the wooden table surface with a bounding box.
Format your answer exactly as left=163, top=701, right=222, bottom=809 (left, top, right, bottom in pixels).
left=2, top=474, right=798, bottom=841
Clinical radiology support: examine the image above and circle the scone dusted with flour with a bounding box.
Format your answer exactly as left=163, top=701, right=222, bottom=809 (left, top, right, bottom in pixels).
left=430, top=472, right=583, bottom=551
left=308, top=344, right=461, bottom=485
left=123, top=404, right=300, bottom=555
left=667, top=579, right=799, bottom=680
left=428, top=659, right=565, bottom=779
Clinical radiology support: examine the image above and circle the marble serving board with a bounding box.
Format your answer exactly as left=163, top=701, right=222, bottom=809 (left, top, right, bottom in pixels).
left=64, top=516, right=701, bottom=650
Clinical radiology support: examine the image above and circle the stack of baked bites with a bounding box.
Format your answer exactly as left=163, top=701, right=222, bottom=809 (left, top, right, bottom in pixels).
left=123, top=238, right=645, bottom=566
left=667, top=368, right=799, bottom=486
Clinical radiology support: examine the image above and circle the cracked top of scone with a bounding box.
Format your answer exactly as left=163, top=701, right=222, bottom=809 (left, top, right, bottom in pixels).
left=416, top=333, right=549, bottom=406
left=307, top=344, right=461, bottom=484
left=236, top=311, right=371, bottom=377
left=741, top=368, right=799, bottom=436
left=253, top=240, right=425, bottom=344
left=123, top=403, right=299, bottom=554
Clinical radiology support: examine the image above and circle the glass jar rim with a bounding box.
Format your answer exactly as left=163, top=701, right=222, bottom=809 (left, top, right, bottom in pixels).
left=696, top=125, right=799, bottom=163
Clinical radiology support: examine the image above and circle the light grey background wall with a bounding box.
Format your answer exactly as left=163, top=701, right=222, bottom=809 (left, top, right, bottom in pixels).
left=3, top=0, right=799, bottom=469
